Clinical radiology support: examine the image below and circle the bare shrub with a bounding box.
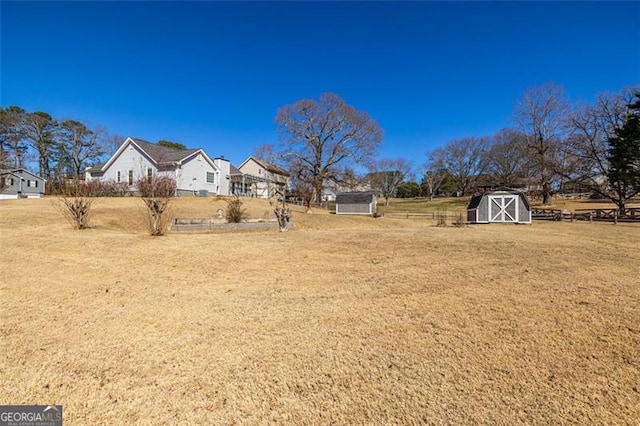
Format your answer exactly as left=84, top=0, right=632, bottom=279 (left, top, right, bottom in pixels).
left=269, top=188, right=292, bottom=231
left=49, top=178, right=129, bottom=197
left=225, top=196, right=247, bottom=223
left=59, top=179, right=94, bottom=229
left=137, top=175, right=177, bottom=236
left=452, top=212, right=466, bottom=227
left=85, top=179, right=129, bottom=197
left=435, top=210, right=447, bottom=227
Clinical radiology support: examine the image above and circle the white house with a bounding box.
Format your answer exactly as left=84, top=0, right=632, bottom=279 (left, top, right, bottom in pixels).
left=85, top=137, right=231, bottom=196
left=237, top=156, right=290, bottom=199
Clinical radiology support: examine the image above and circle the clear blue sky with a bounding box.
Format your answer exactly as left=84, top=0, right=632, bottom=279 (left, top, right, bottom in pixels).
left=2, top=1, right=639, bottom=168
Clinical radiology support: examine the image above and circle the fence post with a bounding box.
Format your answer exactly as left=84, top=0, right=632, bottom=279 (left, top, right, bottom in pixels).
left=614, top=211, right=618, bottom=225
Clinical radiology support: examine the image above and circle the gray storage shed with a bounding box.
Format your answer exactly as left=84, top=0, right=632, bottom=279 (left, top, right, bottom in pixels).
left=335, top=192, right=377, bottom=215
left=467, top=189, right=531, bottom=224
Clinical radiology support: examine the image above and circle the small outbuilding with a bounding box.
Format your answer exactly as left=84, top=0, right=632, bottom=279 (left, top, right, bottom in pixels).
left=0, top=168, right=46, bottom=199
left=467, top=188, right=531, bottom=224
left=335, top=192, right=377, bottom=215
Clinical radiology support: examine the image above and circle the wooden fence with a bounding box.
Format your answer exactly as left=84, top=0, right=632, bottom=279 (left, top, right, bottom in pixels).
left=532, top=207, right=640, bottom=223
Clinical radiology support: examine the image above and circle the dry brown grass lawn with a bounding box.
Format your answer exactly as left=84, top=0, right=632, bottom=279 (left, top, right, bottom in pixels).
left=1, top=196, right=639, bottom=424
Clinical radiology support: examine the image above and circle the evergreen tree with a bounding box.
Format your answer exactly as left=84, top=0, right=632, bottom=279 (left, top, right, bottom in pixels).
left=157, top=140, right=187, bottom=150
left=606, top=93, right=640, bottom=211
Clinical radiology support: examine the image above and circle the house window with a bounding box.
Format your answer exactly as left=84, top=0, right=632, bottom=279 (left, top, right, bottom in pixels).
left=206, top=172, right=215, bottom=184
left=147, top=168, right=153, bottom=178
left=117, top=171, right=121, bottom=183
left=128, top=170, right=134, bottom=185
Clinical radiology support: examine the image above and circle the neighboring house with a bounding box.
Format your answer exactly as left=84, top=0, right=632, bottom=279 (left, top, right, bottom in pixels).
left=229, top=164, right=247, bottom=196
left=323, top=179, right=371, bottom=202
left=0, top=168, right=46, bottom=199
left=237, top=156, right=290, bottom=199
left=467, top=188, right=531, bottom=224
left=335, top=192, right=377, bottom=215
left=85, top=137, right=231, bottom=196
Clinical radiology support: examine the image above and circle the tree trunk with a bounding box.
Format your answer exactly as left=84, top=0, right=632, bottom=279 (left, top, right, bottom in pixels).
left=542, top=182, right=552, bottom=204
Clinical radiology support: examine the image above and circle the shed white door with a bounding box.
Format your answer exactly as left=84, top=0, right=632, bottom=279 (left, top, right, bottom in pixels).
left=488, top=195, right=518, bottom=222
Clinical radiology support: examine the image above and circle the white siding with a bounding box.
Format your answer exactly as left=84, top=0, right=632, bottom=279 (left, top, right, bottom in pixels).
left=213, top=158, right=231, bottom=196
left=100, top=143, right=157, bottom=188
left=178, top=153, right=220, bottom=195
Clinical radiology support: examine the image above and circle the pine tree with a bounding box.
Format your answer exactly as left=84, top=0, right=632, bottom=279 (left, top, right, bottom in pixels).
left=606, top=93, right=640, bottom=212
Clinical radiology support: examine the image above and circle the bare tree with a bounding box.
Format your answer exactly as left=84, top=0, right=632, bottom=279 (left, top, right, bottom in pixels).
left=367, top=157, right=413, bottom=205
left=437, top=137, right=490, bottom=195
left=252, top=143, right=278, bottom=163
left=275, top=93, right=383, bottom=209
left=57, top=120, right=106, bottom=178
left=562, top=87, right=636, bottom=203
left=422, top=149, right=448, bottom=200
left=485, top=128, right=531, bottom=188
left=514, top=82, right=570, bottom=204
left=137, top=175, right=177, bottom=236
left=106, top=134, right=127, bottom=156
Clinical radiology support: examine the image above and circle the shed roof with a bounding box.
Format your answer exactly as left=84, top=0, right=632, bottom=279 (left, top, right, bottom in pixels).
left=466, top=188, right=531, bottom=210
left=467, top=194, right=482, bottom=209
left=336, top=192, right=376, bottom=204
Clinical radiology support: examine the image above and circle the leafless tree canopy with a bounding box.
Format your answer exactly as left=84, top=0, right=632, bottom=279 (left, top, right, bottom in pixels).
left=485, top=128, right=531, bottom=187
left=275, top=93, right=383, bottom=206
left=431, top=137, right=490, bottom=195
left=106, top=134, right=127, bottom=156
left=252, top=143, right=278, bottom=163
left=367, top=158, right=413, bottom=205
left=57, top=120, right=106, bottom=178
left=421, top=153, right=448, bottom=200
left=513, top=82, right=570, bottom=203
left=562, top=87, right=636, bottom=199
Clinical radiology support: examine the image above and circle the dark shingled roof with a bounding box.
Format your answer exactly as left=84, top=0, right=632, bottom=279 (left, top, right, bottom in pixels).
left=467, top=194, right=482, bottom=209
left=230, top=164, right=242, bottom=176
left=0, top=168, right=46, bottom=180
left=130, top=138, right=200, bottom=164
left=251, top=157, right=290, bottom=177
left=336, top=192, right=376, bottom=204
left=466, top=188, right=531, bottom=210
